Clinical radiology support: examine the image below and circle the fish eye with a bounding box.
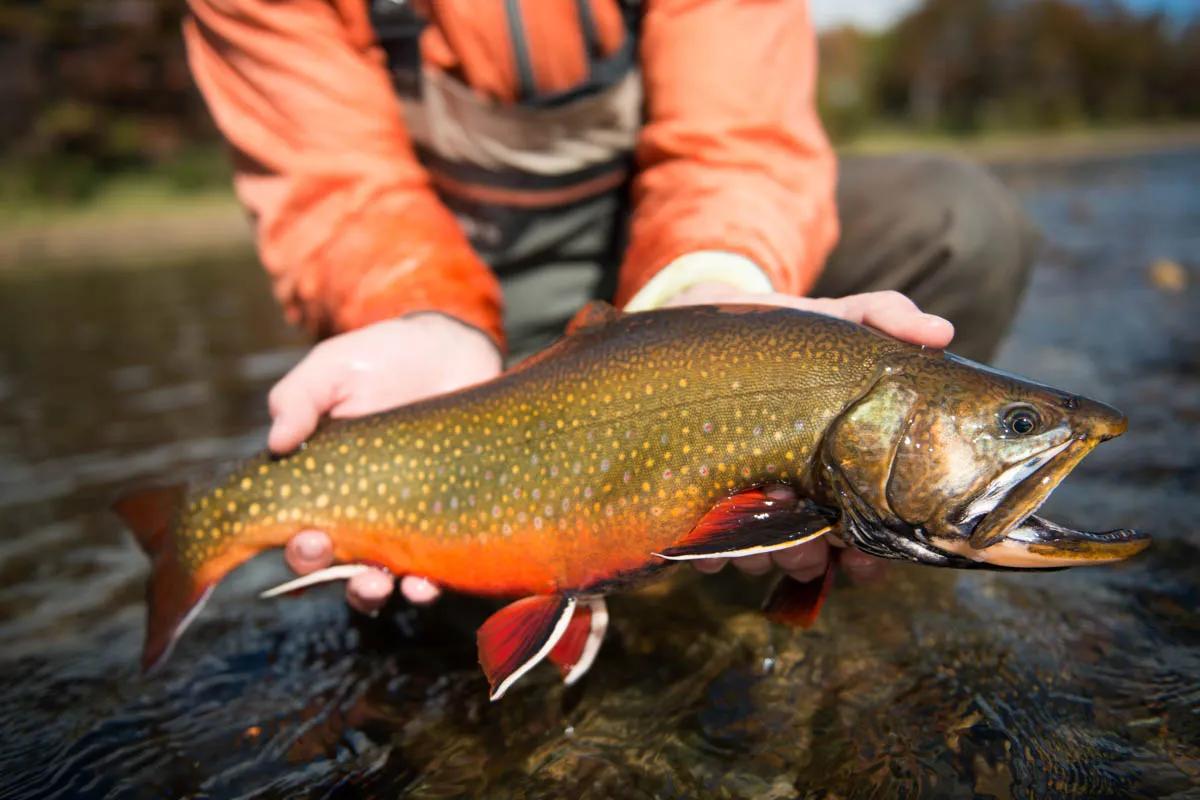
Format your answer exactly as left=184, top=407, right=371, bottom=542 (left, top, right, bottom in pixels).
left=1002, top=405, right=1040, bottom=436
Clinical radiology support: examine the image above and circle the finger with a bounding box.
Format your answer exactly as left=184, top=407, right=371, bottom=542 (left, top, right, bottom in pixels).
left=691, top=557, right=729, bottom=574
left=763, top=484, right=797, bottom=502
left=730, top=553, right=774, bottom=576
left=772, top=538, right=830, bottom=583
left=267, top=357, right=341, bottom=454
left=285, top=530, right=335, bottom=575
left=346, top=569, right=395, bottom=615
left=399, top=575, right=441, bottom=605
left=853, top=291, right=955, bottom=348
left=839, top=548, right=889, bottom=585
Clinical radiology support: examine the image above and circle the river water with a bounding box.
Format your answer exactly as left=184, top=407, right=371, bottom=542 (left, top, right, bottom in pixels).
left=1, top=151, right=1197, bottom=799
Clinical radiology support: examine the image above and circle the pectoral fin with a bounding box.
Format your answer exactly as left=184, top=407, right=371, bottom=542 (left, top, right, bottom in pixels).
left=762, top=560, right=835, bottom=628
left=477, top=594, right=577, bottom=700
left=654, top=489, right=837, bottom=560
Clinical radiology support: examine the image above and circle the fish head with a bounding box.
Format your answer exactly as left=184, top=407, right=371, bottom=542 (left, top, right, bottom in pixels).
left=822, top=352, right=1148, bottom=569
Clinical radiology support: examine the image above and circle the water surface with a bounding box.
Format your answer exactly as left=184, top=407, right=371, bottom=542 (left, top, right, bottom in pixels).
left=1, top=151, right=1197, bottom=799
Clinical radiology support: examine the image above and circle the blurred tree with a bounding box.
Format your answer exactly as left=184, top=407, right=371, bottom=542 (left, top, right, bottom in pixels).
left=0, top=0, right=1196, bottom=197
left=0, top=0, right=222, bottom=202
left=821, top=0, right=1200, bottom=141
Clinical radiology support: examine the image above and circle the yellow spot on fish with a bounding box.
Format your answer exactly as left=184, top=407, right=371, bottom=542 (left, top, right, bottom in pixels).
left=240, top=478, right=252, bottom=491
left=249, top=503, right=261, bottom=515
left=315, top=494, right=329, bottom=509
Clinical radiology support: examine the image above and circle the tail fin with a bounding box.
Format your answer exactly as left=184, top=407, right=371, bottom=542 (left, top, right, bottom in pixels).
left=113, top=485, right=214, bottom=671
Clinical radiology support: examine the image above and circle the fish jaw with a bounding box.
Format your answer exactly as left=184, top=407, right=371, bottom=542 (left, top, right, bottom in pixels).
left=933, top=515, right=1149, bottom=568
left=963, top=437, right=1091, bottom=549
left=936, top=433, right=1149, bottom=568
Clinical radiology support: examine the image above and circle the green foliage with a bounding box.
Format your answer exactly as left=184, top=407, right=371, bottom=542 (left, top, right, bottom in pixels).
left=0, top=0, right=1196, bottom=199
left=0, top=0, right=224, bottom=205
left=819, top=0, right=1200, bottom=143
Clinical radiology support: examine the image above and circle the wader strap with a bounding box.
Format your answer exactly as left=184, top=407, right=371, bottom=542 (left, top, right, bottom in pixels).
left=504, top=0, right=539, bottom=104
left=368, top=0, right=427, bottom=100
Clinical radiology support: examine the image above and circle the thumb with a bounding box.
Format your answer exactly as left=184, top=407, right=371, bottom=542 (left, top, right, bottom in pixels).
left=267, top=363, right=340, bottom=454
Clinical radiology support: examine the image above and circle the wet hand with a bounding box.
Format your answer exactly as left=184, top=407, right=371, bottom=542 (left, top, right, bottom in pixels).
left=269, top=313, right=501, bottom=613
left=662, top=283, right=953, bottom=584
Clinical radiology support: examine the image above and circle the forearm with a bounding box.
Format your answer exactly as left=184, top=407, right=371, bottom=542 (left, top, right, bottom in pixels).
left=617, top=0, right=838, bottom=307
left=184, top=0, right=504, bottom=348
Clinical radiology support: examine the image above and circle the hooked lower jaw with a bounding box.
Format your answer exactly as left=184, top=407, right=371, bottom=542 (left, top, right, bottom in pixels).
left=935, top=514, right=1149, bottom=569
left=934, top=438, right=1149, bottom=569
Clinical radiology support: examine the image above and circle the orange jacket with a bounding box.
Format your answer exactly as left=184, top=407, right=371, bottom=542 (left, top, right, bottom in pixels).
left=184, top=0, right=837, bottom=352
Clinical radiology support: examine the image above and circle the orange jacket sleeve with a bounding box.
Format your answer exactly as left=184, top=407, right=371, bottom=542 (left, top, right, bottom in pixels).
left=184, top=0, right=504, bottom=348
left=616, top=0, right=839, bottom=306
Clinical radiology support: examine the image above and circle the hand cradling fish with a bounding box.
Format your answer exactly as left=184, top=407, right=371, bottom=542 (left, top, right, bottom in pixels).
left=113, top=302, right=1149, bottom=699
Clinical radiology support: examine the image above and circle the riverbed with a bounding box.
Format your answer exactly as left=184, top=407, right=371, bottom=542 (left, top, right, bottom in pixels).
left=0, top=150, right=1196, bottom=799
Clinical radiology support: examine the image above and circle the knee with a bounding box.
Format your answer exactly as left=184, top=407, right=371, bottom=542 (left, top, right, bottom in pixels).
left=916, top=155, right=1038, bottom=292
left=909, top=156, right=1038, bottom=360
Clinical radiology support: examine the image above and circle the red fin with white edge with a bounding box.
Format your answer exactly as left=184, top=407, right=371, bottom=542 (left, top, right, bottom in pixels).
left=655, top=489, right=837, bottom=560
left=547, top=597, right=608, bottom=686
left=762, top=560, right=836, bottom=629
left=566, top=300, right=623, bottom=334
left=477, top=595, right=576, bottom=700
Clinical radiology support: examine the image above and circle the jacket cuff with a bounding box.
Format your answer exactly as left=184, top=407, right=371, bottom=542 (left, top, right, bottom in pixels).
left=621, top=250, right=774, bottom=311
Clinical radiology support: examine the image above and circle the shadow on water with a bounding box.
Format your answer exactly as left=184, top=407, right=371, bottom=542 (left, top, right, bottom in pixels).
left=1, top=151, right=1198, bottom=799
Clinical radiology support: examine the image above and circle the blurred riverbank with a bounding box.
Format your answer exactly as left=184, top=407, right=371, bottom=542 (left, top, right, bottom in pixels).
left=4, top=123, right=1200, bottom=272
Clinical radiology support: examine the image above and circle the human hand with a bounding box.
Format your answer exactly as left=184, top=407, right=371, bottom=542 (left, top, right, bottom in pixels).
left=661, top=283, right=955, bottom=586
left=269, top=313, right=501, bottom=613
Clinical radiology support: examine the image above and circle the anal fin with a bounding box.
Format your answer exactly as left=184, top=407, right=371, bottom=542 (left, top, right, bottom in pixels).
left=547, top=597, right=608, bottom=686
left=477, top=594, right=576, bottom=700
left=655, top=489, right=837, bottom=560
left=762, top=560, right=836, bottom=628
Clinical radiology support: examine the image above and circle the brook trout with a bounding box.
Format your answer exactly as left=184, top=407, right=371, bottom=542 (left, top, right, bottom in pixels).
left=115, top=303, right=1148, bottom=698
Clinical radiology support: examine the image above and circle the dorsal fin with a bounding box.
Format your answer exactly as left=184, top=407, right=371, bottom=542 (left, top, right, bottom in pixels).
left=565, top=300, right=623, bottom=335
left=112, top=484, right=187, bottom=558
left=508, top=301, right=625, bottom=374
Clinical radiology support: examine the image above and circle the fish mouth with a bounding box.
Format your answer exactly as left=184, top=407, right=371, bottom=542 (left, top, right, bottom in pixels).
left=939, top=437, right=1149, bottom=568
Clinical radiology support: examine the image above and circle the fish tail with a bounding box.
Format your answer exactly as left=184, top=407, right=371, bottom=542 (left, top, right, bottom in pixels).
left=113, top=484, right=215, bottom=671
